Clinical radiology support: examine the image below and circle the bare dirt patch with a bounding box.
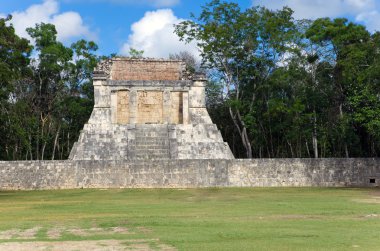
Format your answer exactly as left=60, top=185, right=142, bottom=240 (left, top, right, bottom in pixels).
left=0, top=239, right=176, bottom=251
left=68, top=227, right=130, bottom=237
left=47, top=227, right=64, bottom=239
left=353, top=197, right=380, bottom=204
left=0, top=226, right=173, bottom=250
left=0, top=227, right=41, bottom=240
left=369, top=189, right=380, bottom=197
left=45, top=226, right=131, bottom=239
left=257, top=215, right=323, bottom=220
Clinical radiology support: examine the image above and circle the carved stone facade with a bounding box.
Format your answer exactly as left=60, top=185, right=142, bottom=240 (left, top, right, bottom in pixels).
left=69, top=57, right=234, bottom=160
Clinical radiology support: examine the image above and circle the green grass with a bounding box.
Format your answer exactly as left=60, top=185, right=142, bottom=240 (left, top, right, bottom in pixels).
left=0, top=187, right=379, bottom=250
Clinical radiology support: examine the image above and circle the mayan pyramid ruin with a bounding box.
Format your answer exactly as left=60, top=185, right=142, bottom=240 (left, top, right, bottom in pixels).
left=69, top=57, right=234, bottom=160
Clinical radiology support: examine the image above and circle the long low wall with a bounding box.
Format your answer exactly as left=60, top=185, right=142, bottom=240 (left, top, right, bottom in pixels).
left=0, top=159, right=379, bottom=190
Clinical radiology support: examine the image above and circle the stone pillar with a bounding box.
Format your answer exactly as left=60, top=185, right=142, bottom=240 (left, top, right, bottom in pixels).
left=183, top=91, right=189, bottom=124
left=129, top=89, right=138, bottom=124
left=189, top=79, right=206, bottom=108
left=110, top=91, right=117, bottom=124
left=188, top=74, right=212, bottom=124
left=163, top=90, right=171, bottom=124
left=93, top=80, right=108, bottom=108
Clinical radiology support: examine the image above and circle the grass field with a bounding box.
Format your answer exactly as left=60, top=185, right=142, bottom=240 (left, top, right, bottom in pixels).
left=0, top=188, right=379, bottom=250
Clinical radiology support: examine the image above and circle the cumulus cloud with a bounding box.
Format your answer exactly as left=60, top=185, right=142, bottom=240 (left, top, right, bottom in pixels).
left=5, top=0, right=96, bottom=42
left=116, top=0, right=179, bottom=7
left=64, top=0, right=179, bottom=8
left=356, top=11, right=380, bottom=32
left=120, top=9, right=199, bottom=59
left=253, top=0, right=380, bottom=32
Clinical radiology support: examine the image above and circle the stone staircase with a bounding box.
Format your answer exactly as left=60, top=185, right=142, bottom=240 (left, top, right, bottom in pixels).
left=128, top=125, right=170, bottom=160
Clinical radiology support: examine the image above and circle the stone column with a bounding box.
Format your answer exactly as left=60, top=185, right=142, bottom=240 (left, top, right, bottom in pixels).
left=189, top=80, right=206, bottom=108
left=93, top=79, right=108, bottom=108
left=129, top=89, right=138, bottom=124
left=163, top=89, right=171, bottom=124
left=188, top=74, right=212, bottom=124
left=110, top=91, right=117, bottom=124
left=182, top=91, right=189, bottom=124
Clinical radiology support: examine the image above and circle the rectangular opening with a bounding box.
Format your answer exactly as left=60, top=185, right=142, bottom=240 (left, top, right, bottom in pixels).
left=369, top=178, right=376, bottom=184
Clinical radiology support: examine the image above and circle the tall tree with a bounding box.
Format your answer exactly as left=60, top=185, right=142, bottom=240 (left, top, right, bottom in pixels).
left=175, top=0, right=299, bottom=158
left=0, top=22, right=99, bottom=160
left=306, top=18, right=372, bottom=157
left=0, top=16, right=32, bottom=160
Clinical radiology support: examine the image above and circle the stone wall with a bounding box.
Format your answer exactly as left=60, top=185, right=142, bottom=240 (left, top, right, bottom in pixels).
left=111, top=59, right=184, bottom=81
left=116, top=91, right=129, bottom=124
left=0, top=159, right=379, bottom=190
left=137, top=91, right=164, bottom=123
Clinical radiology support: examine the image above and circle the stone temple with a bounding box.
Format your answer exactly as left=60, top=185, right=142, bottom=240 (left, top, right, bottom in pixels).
left=2, top=57, right=379, bottom=189
left=69, top=57, right=234, bottom=160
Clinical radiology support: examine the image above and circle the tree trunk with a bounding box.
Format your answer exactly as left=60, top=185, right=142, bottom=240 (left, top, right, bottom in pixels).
left=339, top=104, right=349, bottom=158
left=312, top=110, right=318, bottom=158
left=67, top=131, right=70, bottom=156
left=41, top=119, right=52, bottom=160
left=52, top=125, right=60, bottom=160
left=287, top=139, right=294, bottom=158
left=305, top=140, right=311, bottom=158
left=229, top=107, right=252, bottom=158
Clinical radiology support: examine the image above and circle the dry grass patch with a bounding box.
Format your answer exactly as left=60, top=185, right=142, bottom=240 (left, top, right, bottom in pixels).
left=0, top=239, right=176, bottom=251
left=0, top=227, right=41, bottom=240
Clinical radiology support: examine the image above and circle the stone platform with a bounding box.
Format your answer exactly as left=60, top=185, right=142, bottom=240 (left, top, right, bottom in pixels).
left=69, top=58, right=233, bottom=160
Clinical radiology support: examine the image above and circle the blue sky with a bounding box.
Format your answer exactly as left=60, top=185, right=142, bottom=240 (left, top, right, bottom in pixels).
left=1, top=0, right=379, bottom=58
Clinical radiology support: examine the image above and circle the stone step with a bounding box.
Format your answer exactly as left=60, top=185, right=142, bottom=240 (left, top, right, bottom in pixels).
left=134, top=139, right=169, bottom=145
left=133, top=154, right=169, bottom=159
left=133, top=146, right=170, bottom=149
left=127, top=125, right=170, bottom=160
left=135, top=133, right=168, bottom=137
left=130, top=146, right=169, bottom=151
left=132, top=148, right=169, bottom=153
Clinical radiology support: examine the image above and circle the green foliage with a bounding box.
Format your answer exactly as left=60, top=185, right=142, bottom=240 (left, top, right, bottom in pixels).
left=176, top=1, right=300, bottom=158
left=0, top=19, right=100, bottom=160
left=128, top=47, right=144, bottom=58
left=0, top=16, right=32, bottom=159
left=176, top=1, right=380, bottom=158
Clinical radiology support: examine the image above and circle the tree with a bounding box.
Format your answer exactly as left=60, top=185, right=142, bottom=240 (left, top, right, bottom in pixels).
left=0, top=22, right=99, bottom=161
left=0, top=15, right=32, bottom=160
left=175, top=0, right=299, bottom=158
left=129, top=47, right=144, bottom=58
left=306, top=18, right=372, bottom=157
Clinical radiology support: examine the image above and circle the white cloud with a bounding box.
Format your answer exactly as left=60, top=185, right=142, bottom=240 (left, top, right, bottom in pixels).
left=356, top=11, right=380, bottom=32
left=120, top=9, right=199, bottom=59
left=7, top=0, right=96, bottom=43
left=64, top=0, right=179, bottom=8
left=125, top=0, right=179, bottom=7
left=253, top=0, right=380, bottom=32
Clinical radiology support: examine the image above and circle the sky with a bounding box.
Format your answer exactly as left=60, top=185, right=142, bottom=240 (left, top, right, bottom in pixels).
left=1, top=0, right=379, bottom=58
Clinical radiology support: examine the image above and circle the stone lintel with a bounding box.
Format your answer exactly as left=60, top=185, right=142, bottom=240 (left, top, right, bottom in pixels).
left=106, top=80, right=192, bottom=87
left=193, top=72, right=207, bottom=81
left=93, top=73, right=108, bottom=81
